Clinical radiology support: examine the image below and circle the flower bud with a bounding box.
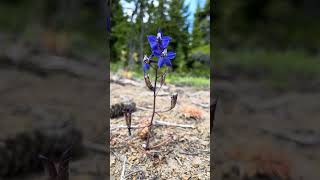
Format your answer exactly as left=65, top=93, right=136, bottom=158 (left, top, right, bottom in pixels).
left=160, top=72, right=166, bottom=86
left=143, top=55, right=150, bottom=64
left=157, top=32, right=162, bottom=40
left=144, top=74, right=154, bottom=91
left=170, top=93, right=178, bottom=109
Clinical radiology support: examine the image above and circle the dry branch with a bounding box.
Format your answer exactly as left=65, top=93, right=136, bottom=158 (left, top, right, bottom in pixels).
left=120, top=156, right=127, bottom=180
left=111, top=120, right=194, bottom=131
left=83, top=141, right=107, bottom=154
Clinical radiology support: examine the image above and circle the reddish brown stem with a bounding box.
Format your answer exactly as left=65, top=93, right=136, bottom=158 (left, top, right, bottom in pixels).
left=145, top=68, right=158, bottom=149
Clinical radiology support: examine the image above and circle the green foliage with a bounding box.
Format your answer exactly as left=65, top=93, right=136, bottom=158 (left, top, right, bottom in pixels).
left=216, top=50, right=320, bottom=88
left=191, top=44, right=210, bottom=54
left=166, top=0, right=190, bottom=70
left=165, top=73, right=209, bottom=87
left=191, top=0, right=209, bottom=48
left=215, top=0, right=320, bottom=51
left=111, top=0, right=129, bottom=62
left=111, top=62, right=209, bottom=87
left=191, top=2, right=202, bottom=48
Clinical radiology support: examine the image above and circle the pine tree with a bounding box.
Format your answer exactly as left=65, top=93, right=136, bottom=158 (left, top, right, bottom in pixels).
left=110, top=0, right=128, bottom=62
left=201, top=0, right=210, bottom=44
left=191, top=1, right=203, bottom=48
left=167, top=0, right=190, bottom=70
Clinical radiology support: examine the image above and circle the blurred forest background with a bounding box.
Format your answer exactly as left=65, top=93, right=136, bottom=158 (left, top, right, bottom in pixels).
left=110, top=0, right=210, bottom=87
left=0, top=0, right=107, bottom=179
left=213, top=1, right=320, bottom=179
left=0, top=0, right=106, bottom=59
left=214, top=0, right=320, bottom=90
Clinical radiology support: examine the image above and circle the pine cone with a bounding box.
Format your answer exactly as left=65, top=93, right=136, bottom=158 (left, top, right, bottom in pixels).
left=137, top=119, right=151, bottom=140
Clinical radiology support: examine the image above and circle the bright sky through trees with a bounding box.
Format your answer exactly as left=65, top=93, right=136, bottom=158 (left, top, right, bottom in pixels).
left=120, top=0, right=206, bottom=32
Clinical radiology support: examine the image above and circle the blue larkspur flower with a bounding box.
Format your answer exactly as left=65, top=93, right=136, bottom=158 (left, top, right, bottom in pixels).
left=143, top=55, right=150, bottom=73
left=147, top=29, right=171, bottom=57
left=144, top=28, right=175, bottom=72
left=143, top=54, right=155, bottom=74
left=158, top=49, right=176, bottom=68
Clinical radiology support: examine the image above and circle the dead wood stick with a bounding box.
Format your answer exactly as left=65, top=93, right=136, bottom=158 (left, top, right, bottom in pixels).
left=149, top=136, right=172, bottom=149
left=260, top=128, right=320, bottom=146
left=179, top=149, right=210, bottom=155
left=83, top=141, right=108, bottom=154
left=120, top=156, right=127, bottom=180
left=154, top=120, right=194, bottom=128
left=125, top=170, right=143, bottom=178
left=111, top=120, right=194, bottom=130
left=174, top=152, right=183, bottom=166
left=136, top=106, right=152, bottom=111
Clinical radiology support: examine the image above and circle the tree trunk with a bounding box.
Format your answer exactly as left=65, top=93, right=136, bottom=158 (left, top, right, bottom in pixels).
left=139, top=1, right=145, bottom=66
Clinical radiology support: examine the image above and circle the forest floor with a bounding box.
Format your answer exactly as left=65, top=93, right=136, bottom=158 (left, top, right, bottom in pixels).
left=0, top=68, right=107, bottom=180
left=0, top=38, right=107, bottom=179
left=110, top=75, right=210, bottom=179
left=213, top=78, right=320, bottom=180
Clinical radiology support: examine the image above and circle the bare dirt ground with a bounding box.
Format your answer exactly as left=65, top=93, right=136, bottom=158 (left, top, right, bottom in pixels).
left=213, top=79, right=320, bottom=180
left=110, top=75, right=210, bottom=179
left=0, top=45, right=107, bottom=179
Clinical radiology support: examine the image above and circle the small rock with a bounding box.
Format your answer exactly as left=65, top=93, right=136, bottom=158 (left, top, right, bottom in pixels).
left=182, top=175, right=191, bottom=180
left=192, top=157, right=201, bottom=168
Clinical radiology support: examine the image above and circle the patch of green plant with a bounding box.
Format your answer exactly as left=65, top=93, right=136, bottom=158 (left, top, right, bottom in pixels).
left=191, top=44, right=210, bottom=54
left=216, top=50, right=320, bottom=88
left=111, top=62, right=209, bottom=88
left=166, top=73, right=209, bottom=87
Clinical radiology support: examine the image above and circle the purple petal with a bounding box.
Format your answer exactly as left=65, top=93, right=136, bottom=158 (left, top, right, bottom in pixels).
left=161, top=36, right=171, bottom=48
left=165, top=58, right=172, bottom=66
left=158, top=57, right=165, bottom=68
left=143, top=63, right=150, bottom=73
left=147, top=35, right=157, bottom=49
left=167, top=51, right=176, bottom=59
left=152, top=49, right=162, bottom=57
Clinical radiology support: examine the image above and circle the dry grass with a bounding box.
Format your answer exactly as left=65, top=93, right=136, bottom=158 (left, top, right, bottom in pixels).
left=180, top=105, right=204, bottom=120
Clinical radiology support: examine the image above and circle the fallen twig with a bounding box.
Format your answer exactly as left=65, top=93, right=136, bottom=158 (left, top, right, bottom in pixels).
left=120, top=156, right=127, bottom=180
left=154, top=120, right=194, bottom=128
left=260, top=127, right=320, bottom=146
left=83, top=141, right=108, bottom=154
left=111, top=120, right=194, bottom=131
left=149, top=136, right=172, bottom=149
left=136, top=106, right=152, bottom=111
left=174, top=152, right=183, bottom=166
left=179, top=149, right=210, bottom=155
left=179, top=151, right=200, bottom=155
left=125, top=170, right=143, bottom=178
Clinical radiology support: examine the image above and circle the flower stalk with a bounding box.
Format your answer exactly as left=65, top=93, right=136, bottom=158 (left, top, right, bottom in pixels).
left=126, top=28, right=178, bottom=150
left=145, top=68, right=158, bottom=149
